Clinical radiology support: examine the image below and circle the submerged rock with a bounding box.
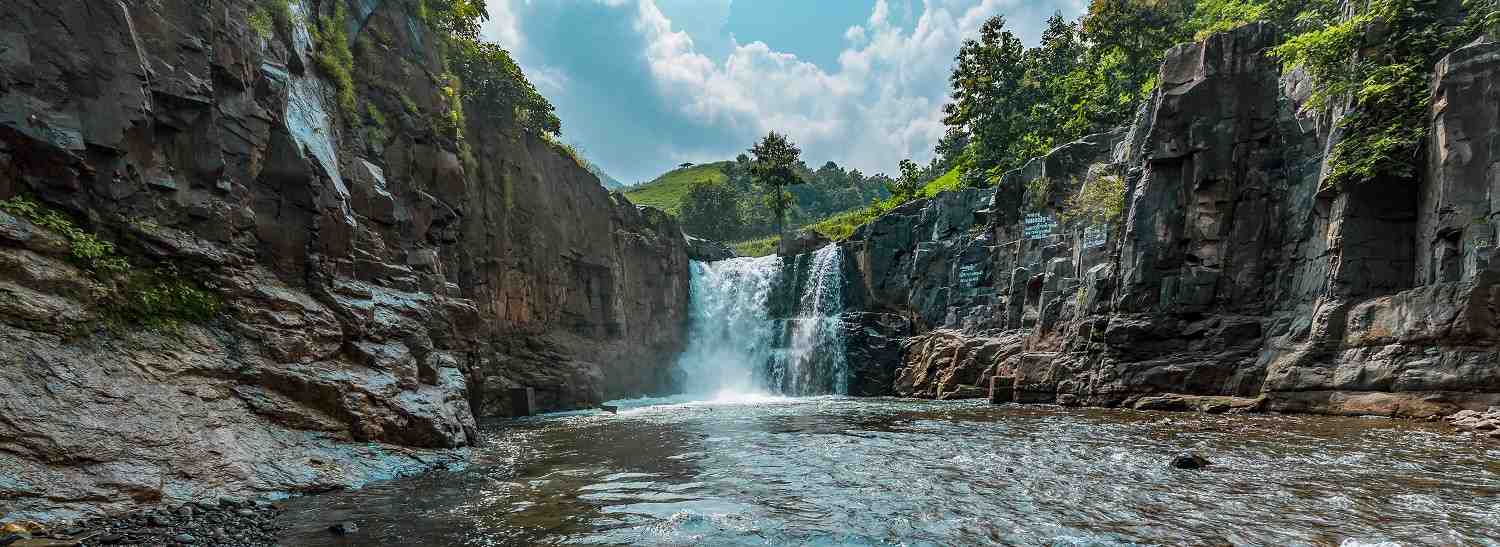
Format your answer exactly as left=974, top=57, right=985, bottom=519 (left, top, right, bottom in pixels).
left=328, top=522, right=359, bottom=535
left=1169, top=453, right=1211, bottom=470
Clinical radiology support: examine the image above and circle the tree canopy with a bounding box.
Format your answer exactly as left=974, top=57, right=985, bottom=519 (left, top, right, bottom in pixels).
left=748, top=132, right=806, bottom=245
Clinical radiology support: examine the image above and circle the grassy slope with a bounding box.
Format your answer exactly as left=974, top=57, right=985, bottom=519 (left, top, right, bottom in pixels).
left=659, top=164, right=966, bottom=258
left=801, top=165, right=965, bottom=245
left=623, top=162, right=731, bottom=214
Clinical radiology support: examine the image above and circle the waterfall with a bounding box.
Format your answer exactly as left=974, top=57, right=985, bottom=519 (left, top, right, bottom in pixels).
left=675, top=245, right=850, bottom=397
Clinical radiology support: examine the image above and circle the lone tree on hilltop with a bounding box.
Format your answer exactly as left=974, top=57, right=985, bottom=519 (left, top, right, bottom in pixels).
left=748, top=131, right=804, bottom=253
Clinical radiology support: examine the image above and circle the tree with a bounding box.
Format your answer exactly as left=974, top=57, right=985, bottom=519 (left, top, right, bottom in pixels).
left=679, top=179, right=744, bottom=241
left=943, top=16, right=1030, bottom=182
left=449, top=39, right=560, bottom=136
left=886, top=159, right=923, bottom=200
left=748, top=132, right=805, bottom=252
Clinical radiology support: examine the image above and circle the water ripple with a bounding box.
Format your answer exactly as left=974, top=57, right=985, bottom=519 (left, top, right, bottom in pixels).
left=278, top=398, right=1500, bottom=546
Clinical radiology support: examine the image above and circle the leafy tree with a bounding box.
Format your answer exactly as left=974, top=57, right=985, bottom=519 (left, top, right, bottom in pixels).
left=449, top=39, right=559, bottom=136
left=943, top=16, right=1029, bottom=181
left=748, top=132, right=805, bottom=251
left=886, top=159, right=923, bottom=200
left=419, top=0, right=489, bottom=42
left=679, top=179, right=744, bottom=241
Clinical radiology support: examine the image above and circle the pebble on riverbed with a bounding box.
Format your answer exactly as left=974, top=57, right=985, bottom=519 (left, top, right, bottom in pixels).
left=1446, top=408, right=1500, bottom=438
left=1, top=497, right=285, bottom=546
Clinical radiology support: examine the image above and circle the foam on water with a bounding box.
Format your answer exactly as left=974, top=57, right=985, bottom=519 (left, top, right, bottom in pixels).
left=674, top=245, right=849, bottom=398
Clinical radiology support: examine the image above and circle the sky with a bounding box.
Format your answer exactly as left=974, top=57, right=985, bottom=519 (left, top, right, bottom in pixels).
left=481, top=0, right=1088, bottom=184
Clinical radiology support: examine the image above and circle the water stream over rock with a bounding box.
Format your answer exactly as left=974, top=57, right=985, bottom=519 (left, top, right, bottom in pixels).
left=675, top=245, right=850, bottom=397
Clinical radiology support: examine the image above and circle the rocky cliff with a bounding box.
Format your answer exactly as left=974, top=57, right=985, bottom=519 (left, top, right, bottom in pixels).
left=834, top=23, right=1500, bottom=417
left=0, top=0, right=689, bottom=520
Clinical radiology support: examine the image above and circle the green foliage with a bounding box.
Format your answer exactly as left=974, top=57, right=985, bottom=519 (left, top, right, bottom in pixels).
left=919, top=166, right=964, bottom=198
left=1060, top=174, right=1126, bottom=225
left=250, top=0, right=292, bottom=41
left=248, top=7, right=274, bottom=40
left=885, top=159, right=924, bottom=200
left=1023, top=177, right=1053, bottom=211
left=111, top=266, right=222, bottom=331
left=731, top=235, right=780, bottom=257
left=679, top=179, right=744, bottom=241
left=311, top=3, right=356, bottom=113
left=749, top=132, right=805, bottom=237
left=943, top=5, right=1193, bottom=186
left=1, top=196, right=128, bottom=274
left=416, top=0, right=488, bottom=42
left=624, top=162, right=732, bottom=214
left=448, top=39, right=560, bottom=137
left=1272, top=0, right=1476, bottom=189
left=364, top=102, right=389, bottom=144
left=0, top=196, right=220, bottom=330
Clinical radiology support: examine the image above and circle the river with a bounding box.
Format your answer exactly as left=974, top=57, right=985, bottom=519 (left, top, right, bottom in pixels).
left=278, top=395, right=1500, bottom=546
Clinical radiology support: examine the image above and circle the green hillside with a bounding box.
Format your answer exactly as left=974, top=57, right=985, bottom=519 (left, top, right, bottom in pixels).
left=623, top=162, right=731, bottom=214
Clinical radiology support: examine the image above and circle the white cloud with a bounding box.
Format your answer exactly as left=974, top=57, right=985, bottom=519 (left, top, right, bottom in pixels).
left=480, top=0, right=522, bottom=52
left=633, top=0, right=1039, bottom=175
left=480, top=0, right=1081, bottom=179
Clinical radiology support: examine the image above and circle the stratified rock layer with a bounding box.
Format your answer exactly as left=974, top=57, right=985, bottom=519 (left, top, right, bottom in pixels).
left=830, top=24, right=1500, bottom=418
left=0, top=0, right=688, bottom=520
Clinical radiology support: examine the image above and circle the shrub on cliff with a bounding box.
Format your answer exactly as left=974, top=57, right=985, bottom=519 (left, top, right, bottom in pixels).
left=1060, top=173, right=1126, bottom=226
left=311, top=2, right=356, bottom=113
left=0, top=196, right=220, bottom=331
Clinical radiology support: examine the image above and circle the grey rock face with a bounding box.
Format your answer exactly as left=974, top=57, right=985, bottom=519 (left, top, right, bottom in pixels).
left=838, top=24, right=1500, bottom=416
left=840, top=312, right=911, bottom=396
left=683, top=234, right=737, bottom=262
left=0, top=0, right=688, bottom=520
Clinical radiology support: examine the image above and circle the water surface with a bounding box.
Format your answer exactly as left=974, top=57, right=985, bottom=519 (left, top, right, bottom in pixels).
left=279, top=397, right=1500, bottom=546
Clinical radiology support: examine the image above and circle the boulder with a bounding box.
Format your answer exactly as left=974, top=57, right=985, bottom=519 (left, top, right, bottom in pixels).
left=684, top=234, right=737, bottom=261
left=1169, top=453, right=1211, bottom=470
left=779, top=229, right=830, bottom=256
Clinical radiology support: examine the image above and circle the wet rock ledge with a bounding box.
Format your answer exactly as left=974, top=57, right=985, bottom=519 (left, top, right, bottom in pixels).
left=1447, top=408, right=1500, bottom=439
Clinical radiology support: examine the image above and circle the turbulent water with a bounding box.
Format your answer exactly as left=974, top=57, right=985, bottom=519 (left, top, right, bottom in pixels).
left=278, top=397, right=1500, bottom=546
left=675, top=246, right=849, bottom=397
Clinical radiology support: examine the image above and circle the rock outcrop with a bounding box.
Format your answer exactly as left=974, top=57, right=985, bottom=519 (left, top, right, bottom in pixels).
left=825, top=23, right=1500, bottom=418
left=0, top=0, right=689, bottom=520
left=684, top=234, right=737, bottom=262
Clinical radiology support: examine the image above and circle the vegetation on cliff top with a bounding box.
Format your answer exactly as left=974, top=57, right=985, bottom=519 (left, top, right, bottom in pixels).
left=811, top=0, right=1499, bottom=243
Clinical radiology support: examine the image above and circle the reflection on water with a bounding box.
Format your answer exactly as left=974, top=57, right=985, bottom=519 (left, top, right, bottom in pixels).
left=279, top=397, right=1500, bottom=546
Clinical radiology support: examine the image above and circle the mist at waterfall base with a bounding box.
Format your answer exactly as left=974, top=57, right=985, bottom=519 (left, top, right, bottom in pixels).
left=672, top=245, right=850, bottom=401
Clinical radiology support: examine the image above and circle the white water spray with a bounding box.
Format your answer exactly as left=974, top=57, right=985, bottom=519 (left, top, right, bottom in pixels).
left=675, top=245, right=850, bottom=397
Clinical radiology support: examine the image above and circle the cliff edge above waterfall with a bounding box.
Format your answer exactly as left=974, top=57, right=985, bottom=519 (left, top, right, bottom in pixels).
left=0, top=0, right=690, bottom=520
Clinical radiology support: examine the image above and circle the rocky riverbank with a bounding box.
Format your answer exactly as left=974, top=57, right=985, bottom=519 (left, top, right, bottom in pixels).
left=1447, top=408, right=1500, bottom=439
left=0, top=0, right=690, bottom=521
left=1, top=498, right=283, bottom=546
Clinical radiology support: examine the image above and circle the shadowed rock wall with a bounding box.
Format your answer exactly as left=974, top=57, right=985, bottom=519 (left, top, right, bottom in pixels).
left=0, top=0, right=688, bottom=520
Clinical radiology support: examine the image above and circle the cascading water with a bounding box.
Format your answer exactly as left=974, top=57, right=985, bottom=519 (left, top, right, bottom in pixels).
left=675, top=245, right=849, bottom=397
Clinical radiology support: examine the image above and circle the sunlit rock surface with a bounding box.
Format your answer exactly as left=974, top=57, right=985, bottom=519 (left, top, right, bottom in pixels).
left=820, top=24, right=1500, bottom=417
left=0, top=0, right=688, bottom=519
